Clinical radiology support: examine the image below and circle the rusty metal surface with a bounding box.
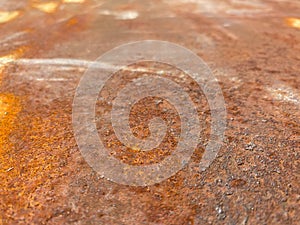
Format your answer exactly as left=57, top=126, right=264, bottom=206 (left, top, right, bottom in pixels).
left=0, top=0, right=299, bottom=224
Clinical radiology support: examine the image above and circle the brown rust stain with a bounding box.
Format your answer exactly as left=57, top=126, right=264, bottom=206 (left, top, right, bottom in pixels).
left=96, top=62, right=210, bottom=166
left=230, top=178, right=247, bottom=188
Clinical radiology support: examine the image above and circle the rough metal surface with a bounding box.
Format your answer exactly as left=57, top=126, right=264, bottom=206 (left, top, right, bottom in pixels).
left=0, top=0, right=299, bottom=224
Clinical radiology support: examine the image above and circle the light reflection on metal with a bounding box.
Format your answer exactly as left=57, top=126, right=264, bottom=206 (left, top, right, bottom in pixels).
left=63, top=0, right=85, bottom=3
left=267, top=85, right=300, bottom=105
left=0, top=11, right=20, bottom=24
left=32, top=2, right=59, bottom=13
left=0, top=48, right=26, bottom=84
left=286, top=18, right=300, bottom=29
left=0, top=48, right=25, bottom=65
left=99, top=10, right=139, bottom=20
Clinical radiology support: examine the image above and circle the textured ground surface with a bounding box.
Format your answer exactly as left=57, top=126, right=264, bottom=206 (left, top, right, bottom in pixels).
left=0, top=0, right=299, bottom=224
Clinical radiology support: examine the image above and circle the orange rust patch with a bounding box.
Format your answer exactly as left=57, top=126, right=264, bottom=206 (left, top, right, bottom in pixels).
left=0, top=93, right=21, bottom=153
left=67, top=17, right=79, bottom=26
left=0, top=94, right=21, bottom=219
left=0, top=107, right=72, bottom=221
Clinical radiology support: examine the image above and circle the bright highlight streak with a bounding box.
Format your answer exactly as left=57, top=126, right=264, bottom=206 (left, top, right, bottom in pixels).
left=32, top=2, right=59, bottom=13
left=286, top=18, right=300, bottom=29
left=0, top=11, right=20, bottom=24
left=63, top=0, right=85, bottom=3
